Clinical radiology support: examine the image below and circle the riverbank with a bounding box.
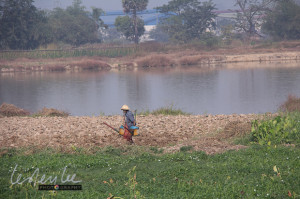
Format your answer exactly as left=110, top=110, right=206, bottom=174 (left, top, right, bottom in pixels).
left=0, top=113, right=275, bottom=154
left=1, top=43, right=300, bottom=72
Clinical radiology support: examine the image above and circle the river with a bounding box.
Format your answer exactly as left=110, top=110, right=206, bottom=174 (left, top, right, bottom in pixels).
left=1, top=62, right=300, bottom=116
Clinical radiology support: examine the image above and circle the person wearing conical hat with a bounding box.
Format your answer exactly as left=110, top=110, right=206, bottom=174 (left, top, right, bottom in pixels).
left=121, top=105, right=135, bottom=144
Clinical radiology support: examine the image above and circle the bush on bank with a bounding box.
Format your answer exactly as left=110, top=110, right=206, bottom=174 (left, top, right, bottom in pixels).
left=251, top=112, right=300, bottom=146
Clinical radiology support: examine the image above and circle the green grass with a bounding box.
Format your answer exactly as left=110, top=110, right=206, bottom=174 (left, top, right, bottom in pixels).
left=0, top=47, right=138, bottom=60
left=139, top=106, right=190, bottom=116
left=1, top=145, right=299, bottom=199
left=179, top=146, right=194, bottom=152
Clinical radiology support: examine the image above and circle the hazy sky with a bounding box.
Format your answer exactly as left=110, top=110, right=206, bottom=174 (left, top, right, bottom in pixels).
left=33, top=0, right=237, bottom=11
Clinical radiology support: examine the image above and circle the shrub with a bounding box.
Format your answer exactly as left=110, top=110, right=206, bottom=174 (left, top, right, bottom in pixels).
left=0, top=103, right=30, bottom=117
left=251, top=113, right=300, bottom=145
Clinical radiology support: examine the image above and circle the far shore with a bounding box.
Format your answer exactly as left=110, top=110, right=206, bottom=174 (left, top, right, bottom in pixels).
left=1, top=46, right=300, bottom=73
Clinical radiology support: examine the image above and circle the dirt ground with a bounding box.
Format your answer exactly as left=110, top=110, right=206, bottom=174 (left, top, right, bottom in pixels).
left=0, top=114, right=274, bottom=154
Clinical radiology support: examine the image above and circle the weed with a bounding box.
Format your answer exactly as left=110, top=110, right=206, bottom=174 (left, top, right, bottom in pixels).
left=234, top=134, right=253, bottom=146
left=151, top=105, right=190, bottom=116
left=104, top=146, right=122, bottom=156
left=180, top=145, right=194, bottom=152
left=150, top=147, right=164, bottom=154
left=138, top=106, right=189, bottom=116
left=137, top=109, right=151, bottom=116
left=99, top=111, right=105, bottom=116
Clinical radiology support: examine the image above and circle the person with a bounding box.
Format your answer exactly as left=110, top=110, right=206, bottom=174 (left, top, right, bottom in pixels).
left=121, top=104, right=135, bottom=144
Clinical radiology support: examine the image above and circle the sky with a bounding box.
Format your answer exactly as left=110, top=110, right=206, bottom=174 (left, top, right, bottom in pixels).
left=33, top=0, right=237, bottom=11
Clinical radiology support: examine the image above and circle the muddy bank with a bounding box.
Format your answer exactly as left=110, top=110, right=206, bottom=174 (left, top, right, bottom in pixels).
left=0, top=114, right=274, bottom=154
left=1, top=50, right=300, bottom=73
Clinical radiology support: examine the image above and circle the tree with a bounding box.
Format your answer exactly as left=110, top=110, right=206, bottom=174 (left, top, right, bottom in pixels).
left=0, top=0, right=51, bottom=49
left=262, top=0, right=300, bottom=40
left=156, top=0, right=217, bottom=43
left=48, top=0, right=103, bottom=46
left=234, top=0, right=275, bottom=38
left=118, top=0, right=148, bottom=44
left=149, top=25, right=169, bottom=42
left=115, top=15, right=145, bottom=42
left=91, top=7, right=106, bottom=28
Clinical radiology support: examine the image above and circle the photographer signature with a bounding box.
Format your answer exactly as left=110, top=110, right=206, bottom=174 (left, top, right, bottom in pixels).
left=10, top=164, right=82, bottom=185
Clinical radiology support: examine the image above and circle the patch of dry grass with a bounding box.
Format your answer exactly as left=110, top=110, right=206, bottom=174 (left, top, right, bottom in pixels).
left=69, top=58, right=110, bottom=70
left=35, top=107, right=69, bottom=117
left=179, top=56, right=201, bottom=65
left=279, top=95, right=300, bottom=112
left=219, top=121, right=252, bottom=139
left=136, top=55, right=175, bottom=67
left=0, top=103, right=30, bottom=117
left=179, top=55, right=210, bottom=66
left=0, top=57, right=111, bottom=72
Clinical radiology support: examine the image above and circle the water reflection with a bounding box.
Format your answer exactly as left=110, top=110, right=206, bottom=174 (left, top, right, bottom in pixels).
left=0, top=63, right=300, bottom=116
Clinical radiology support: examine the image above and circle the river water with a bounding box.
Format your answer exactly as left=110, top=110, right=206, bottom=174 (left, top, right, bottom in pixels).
left=1, top=62, right=300, bottom=116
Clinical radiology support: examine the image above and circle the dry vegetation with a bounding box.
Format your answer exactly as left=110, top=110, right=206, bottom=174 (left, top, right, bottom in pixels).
left=68, top=58, right=110, bottom=70
left=35, top=108, right=69, bottom=117
left=279, top=95, right=300, bottom=112
left=0, top=103, right=30, bottom=117
left=0, top=103, right=69, bottom=117
left=136, top=55, right=176, bottom=67
left=0, top=57, right=111, bottom=72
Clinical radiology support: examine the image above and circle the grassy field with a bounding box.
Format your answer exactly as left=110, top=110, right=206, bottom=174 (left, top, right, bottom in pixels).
left=0, top=144, right=299, bottom=199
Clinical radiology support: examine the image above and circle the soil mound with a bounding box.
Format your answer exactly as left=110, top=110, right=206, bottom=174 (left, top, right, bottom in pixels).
left=0, top=103, right=30, bottom=117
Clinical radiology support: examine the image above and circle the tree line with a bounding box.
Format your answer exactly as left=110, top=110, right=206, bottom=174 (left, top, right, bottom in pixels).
left=0, top=0, right=299, bottom=50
